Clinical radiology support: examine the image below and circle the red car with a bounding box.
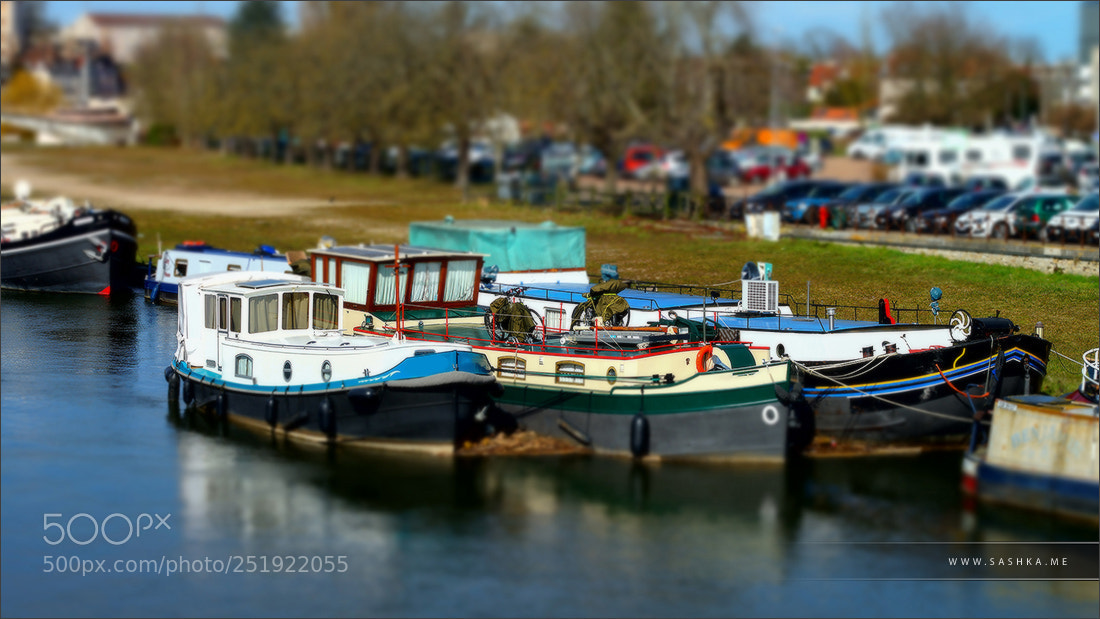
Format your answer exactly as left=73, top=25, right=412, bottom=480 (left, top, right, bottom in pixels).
left=621, top=144, right=663, bottom=179
left=733, top=148, right=812, bottom=184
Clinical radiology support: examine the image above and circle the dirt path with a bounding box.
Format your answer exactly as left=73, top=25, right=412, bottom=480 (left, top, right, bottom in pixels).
left=1, top=152, right=340, bottom=217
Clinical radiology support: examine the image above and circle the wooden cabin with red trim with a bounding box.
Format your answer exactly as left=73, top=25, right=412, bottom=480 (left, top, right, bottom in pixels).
left=308, top=244, right=486, bottom=329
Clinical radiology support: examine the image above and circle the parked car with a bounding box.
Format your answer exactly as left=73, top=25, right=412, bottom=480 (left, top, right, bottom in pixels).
left=658, top=150, right=689, bottom=179
left=704, top=150, right=743, bottom=187
left=734, top=147, right=812, bottom=184
left=1078, top=163, right=1099, bottom=192
left=622, top=144, right=663, bottom=179
left=1015, top=174, right=1073, bottom=194
left=954, top=193, right=1025, bottom=237
left=961, top=175, right=1010, bottom=192
left=910, top=189, right=1005, bottom=234
left=577, top=145, right=607, bottom=177
left=875, top=187, right=967, bottom=231
left=727, top=179, right=830, bottom=219
left=436, top=139, right=495, bottom=183
left=1013, top=194, right=1077, bottom=240
left=848, top=186, right=919, bottom=229
left=781, top=181, right=851, bottom=224
left=822, top=182, right=899, bottom=229
left=667, top=150, right=743, bottom=191
left=965, top=193, right=1074, bottom=240
left=1043, top=193, right=1099, bottom=244
left=901, top=171, right=949, bottom=187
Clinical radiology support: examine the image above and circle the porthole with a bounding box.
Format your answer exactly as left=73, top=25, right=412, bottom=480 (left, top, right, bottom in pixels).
left=776, top=343, right=786, bottom=357
left=283, top=361, right=292, bottom=382
left=606, top=367, right=617, bottom=385
left=321, top=360, right=332, bottom=382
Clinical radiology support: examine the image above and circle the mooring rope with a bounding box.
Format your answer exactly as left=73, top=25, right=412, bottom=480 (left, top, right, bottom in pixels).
left=806, top=353, right=895, bottom=380
left=1050, top=348, right=1085, bottom=368
left=792, top=359, right=992, bottom=425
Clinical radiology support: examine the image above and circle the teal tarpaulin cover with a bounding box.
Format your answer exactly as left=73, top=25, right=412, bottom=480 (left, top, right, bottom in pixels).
left=409, top=219, right=585, bottom=272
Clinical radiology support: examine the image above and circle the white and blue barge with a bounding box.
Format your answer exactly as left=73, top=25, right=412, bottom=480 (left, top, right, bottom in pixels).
left=168, top=271, right=499, bottom=452
left=145, top=242, right=295, bottom=305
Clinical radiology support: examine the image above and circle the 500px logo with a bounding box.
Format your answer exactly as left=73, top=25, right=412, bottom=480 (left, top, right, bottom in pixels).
left=43, top=513, right=171, bottom=546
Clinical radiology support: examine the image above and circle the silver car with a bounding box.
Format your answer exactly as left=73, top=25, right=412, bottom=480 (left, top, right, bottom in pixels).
left=849, top=187, right=917, bottom=229
left=1044, top=193, right=1099, bottom=243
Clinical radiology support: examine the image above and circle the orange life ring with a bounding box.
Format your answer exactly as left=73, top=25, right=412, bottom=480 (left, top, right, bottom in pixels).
left=695, top=345, right=714, bottom=373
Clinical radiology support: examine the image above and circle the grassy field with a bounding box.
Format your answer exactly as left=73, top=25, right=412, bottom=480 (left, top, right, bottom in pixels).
left=3, top=145, right=1096, bottom=394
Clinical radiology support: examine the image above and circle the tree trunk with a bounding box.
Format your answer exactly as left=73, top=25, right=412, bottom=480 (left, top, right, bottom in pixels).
left=396, top=144, right=409, bottom=179
left=368, top=136, right=381, bottom=174
left=456, top=133, right=471, bottom=203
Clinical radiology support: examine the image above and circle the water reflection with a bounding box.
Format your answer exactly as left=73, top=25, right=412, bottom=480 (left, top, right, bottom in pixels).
left=2, top=290, right=1095, bottom=617
left=1, top=291, right=143, bottom=383
left=170, top=404, right=797, bottom=578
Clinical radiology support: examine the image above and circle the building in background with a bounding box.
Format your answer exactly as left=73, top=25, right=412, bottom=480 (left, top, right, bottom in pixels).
left=1, top=0, right=33, bottom=83
left=60, top=12, right=227, bottom=65
left=1080, top=1, right=1099, bottom=66
left=1077, top=1, right=1099, bottom=104
left=1093, top=45, right=1099, bottom=140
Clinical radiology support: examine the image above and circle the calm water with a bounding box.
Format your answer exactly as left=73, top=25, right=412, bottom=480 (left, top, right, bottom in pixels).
left=1, top=292, right=1097, bottom=618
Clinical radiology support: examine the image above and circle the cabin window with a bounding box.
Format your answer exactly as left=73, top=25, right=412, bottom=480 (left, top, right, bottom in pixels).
left=174, top=259, right=188, bottom=277
left=327, top=258, right=337, bottom=287
left=411, top=262, right=442, bottom=303
left=227, top=264, right=241, bottom=272
left=282, top=292, right=309, bottom=330
left=249, top=294, right=279, bottom=333
left=555, top=361, right=585, bottom=385
left=230, top=298, right=242, bottom=333
left=204, top=294, right=216, bottom=329
left=1012, top=145, right=1031, bottom=161
left=313, top=293, right=339, bottom=330
left=906, top=151, right=928, bottom=166
left=218, top=296, right=228, bottom=330
left=313, top=257, right=325, bottom=282
left=966, top=149, right=982, bottom=162
left=443, top=260, right=477, bottom=302
left=234, top=354, right=253, bottom=379
left=375, top=266, right=397, bottom=305
left=498, top=357, right=526, bottom=379
left=938, top=150, right=957, bottom=165
left=341, top=262, right=370, bottom=305
left=544, top=307, right=565, bottom=332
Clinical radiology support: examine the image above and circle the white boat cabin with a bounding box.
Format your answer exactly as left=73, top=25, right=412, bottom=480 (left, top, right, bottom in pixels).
left=177, top=271, right=349, bottom=378
left=1, top=196, right=83, bottom=242
left=151, top=243, right=294, bottom=287
left=308, top=244, right=486, bottom=329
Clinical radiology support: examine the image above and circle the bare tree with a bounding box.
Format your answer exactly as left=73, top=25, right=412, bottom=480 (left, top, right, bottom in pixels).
left=650, top=1, right=755, bottom=209
left=128, top=23, right=220, bottom=147
left=880, top=1, right=1022, bottom=127
left=417, top=1, right=505, bottom=199
left=559, top=1, right=664, bottom=194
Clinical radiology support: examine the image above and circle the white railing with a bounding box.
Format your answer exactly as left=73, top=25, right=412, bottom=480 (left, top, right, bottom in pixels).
left=1082, top=348, right=1099, bottom=396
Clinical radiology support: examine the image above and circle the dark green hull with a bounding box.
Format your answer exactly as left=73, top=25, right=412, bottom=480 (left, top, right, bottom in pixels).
left=498, top=379, right=800, bottom=461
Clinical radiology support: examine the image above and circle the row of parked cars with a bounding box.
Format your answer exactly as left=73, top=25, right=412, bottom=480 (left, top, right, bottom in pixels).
left=620, top=144, right=818, bottom=185
left=728, top=178, right=1099, bottom=244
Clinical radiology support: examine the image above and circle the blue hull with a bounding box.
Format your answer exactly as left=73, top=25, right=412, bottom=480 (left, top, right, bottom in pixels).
left=964, top=454, right=1100, bottom=522
left=171, top=350, right=500, bottom=449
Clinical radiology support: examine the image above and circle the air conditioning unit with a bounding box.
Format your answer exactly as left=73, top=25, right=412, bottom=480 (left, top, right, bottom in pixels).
left=741, top=280, right=779, bottom=314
